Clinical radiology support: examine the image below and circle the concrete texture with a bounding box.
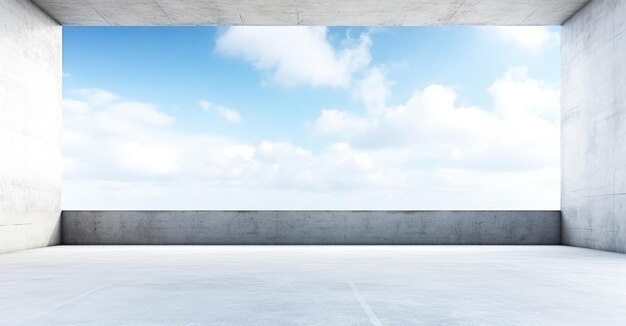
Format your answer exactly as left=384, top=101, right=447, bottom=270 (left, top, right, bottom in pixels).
left=29, top=0, right=589, bottom=26
left=0, top=0, right=62, bottom=253
left=561, top=0, right=626, bottom=253
left=62, top=211, right=560, bottom=245
left=1, top=245, right=626, bottom=325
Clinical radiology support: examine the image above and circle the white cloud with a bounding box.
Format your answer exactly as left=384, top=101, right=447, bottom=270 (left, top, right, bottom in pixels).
left=74, top=88, right=120, bottom=106
left=101, top=102, right=174, bottom=127
left=310, top=67, right=560, bottom=173
left=199, top=100, right=212, bottom=111
left=199, top=100, right=242, bottom=123
left=488, top=66, right=560, bottom=121
left=215, top=27, right=371, bottom=88
left=63, top=93, right=180, bottom=179
left=354, top=68, right=390, bottom=113
left=310, top=109, right=374, bottom=137
left=63, top=69, right=559, bottom=210
left=491, top=26, right=559, bottom=53
left=64, top=89, right=407, bottom=208
left=116, top=142, right=179, bottom=175
left=215, top=106, right=241, bottom=123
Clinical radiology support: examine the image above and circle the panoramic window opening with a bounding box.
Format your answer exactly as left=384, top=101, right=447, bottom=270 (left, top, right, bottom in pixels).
left=62, top=26, right=561, bottom=210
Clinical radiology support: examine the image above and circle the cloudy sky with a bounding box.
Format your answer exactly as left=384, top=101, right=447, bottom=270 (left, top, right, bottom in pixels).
left=62, top=26, right=561, bottom=210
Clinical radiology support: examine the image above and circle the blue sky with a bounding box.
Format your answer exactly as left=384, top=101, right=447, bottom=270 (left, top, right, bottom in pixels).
left=62, top=26, right=561, bottom=210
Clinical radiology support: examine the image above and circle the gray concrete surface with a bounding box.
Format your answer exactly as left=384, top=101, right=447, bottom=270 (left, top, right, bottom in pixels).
left=1, top=245, right=626, bottom=325
left=561, top=0, right=626, bottom=253
left=62, top=211, right=560, bottom=245
left=0, top=0, right=62, bottom=254
left=29, top=0, right=589, bottom=26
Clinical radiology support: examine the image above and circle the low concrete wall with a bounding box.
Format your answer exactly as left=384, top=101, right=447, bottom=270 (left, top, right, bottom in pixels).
left=62, top=211, right=560, bottom=245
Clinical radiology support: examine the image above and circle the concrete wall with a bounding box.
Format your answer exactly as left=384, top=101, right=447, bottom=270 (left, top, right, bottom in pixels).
left=561, top=0, right=626, bottom=253
left=62, top=211, right=560, bottom=245
left=0, top=0, right=62, bottom=253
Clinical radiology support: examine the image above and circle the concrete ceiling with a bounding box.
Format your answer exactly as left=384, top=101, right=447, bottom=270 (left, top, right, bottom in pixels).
left=31, top=0, right=589, bottom=26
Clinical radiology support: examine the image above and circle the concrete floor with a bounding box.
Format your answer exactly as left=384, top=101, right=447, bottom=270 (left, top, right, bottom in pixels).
left=1, top=246, right=626, bottom=325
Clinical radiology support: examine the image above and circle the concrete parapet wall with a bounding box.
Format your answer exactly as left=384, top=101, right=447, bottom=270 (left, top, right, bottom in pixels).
left=62, top=211, right=560, bottom=245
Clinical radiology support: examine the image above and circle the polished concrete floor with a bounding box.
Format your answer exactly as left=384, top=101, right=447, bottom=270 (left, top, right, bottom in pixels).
left=1, top=246, right=626, bottom=325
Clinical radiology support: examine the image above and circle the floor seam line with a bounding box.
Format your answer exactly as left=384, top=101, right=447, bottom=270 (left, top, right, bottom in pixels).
left=349, top=282, right=384, bottom=326
left=20, top=284, right=108, bottom=323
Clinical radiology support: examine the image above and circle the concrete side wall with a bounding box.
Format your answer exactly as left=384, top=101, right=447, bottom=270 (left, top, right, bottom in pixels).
left=0, top=0, right=62, bottom=253
left=561, top=0, right=626, bottom=253
left=62, top=211, right=560, bottom=245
